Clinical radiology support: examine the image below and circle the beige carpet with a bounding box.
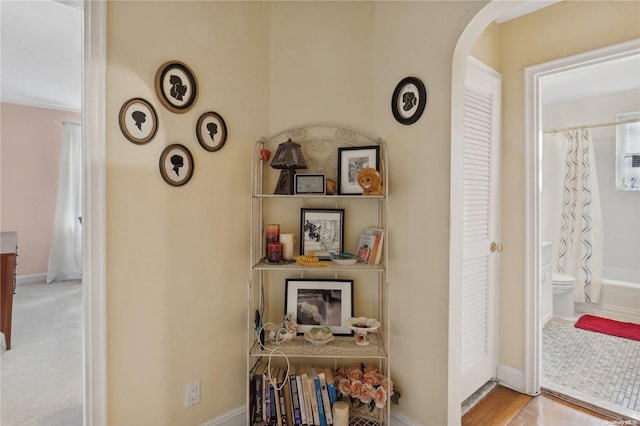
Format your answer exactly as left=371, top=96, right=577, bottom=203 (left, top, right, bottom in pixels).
left=1, top=280, right=83, bottom=426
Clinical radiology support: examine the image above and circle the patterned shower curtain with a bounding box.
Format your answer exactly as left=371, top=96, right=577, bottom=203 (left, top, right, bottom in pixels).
left=555, top=128, right=603, bottom=303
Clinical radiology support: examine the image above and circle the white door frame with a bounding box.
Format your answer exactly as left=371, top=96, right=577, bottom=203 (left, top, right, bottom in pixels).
left=449, top=1, right=529, bottom=424
left=523, top=37, right=640, bottom=400
left=82, top=2, right=107, bottom=425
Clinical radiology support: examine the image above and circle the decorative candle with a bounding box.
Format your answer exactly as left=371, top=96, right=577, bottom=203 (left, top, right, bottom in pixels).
left=267, top=242, right=283, bottom=263
left=332, top=401, right=349, bottom=426
left=265, top=224, right=280, bottom=244
left=280, top=233, right=294, bottom=260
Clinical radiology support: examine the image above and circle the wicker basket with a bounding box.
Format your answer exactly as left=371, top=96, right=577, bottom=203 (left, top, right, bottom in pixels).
left=347, top=399, right=385, bottom=424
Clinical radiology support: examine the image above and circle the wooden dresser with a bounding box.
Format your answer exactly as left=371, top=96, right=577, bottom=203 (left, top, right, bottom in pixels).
left=1, top=231, right=17, bottom=350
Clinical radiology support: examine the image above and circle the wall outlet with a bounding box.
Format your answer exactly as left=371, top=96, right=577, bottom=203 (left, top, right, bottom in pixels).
left=185, top=380, right=200, bottom=408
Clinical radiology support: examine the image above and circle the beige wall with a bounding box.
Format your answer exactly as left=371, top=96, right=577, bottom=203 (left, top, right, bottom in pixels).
left=104, top=1, right=640, bottom=424
left=106, top=1, right=482, bottom=424
left=0, top=102, right=81, bottom=276
left=498, top=0, right=640, bottom=372
left=471, top=21, right=500, bottom=71
left=106, top=2, right=269, bottom=424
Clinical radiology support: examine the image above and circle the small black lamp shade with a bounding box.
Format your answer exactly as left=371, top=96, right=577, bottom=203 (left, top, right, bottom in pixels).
left=270, top=139, right=307, bottom=194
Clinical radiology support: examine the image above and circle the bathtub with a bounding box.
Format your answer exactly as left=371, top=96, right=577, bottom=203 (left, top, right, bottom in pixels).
left=575, top=267, right=640, bottom=323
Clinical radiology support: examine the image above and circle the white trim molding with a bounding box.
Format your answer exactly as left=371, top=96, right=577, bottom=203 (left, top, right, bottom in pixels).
left=497, top=364, right=525, bottom=394
left=200, top=406, right=245, bottom=426
left=83, top=1, right=108, bottom=425
left=200, top=407, right=419, bottom=426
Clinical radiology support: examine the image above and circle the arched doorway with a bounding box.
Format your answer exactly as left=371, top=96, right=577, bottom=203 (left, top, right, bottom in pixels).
left=449, top=2, right=542, bottom=423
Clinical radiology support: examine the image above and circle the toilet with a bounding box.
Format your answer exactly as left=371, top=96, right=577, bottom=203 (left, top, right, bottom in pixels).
left=552, top=273, right=576, bottom=319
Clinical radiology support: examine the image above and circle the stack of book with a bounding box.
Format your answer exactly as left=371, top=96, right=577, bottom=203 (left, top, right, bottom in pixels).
left=250, top=361, right=339, bottom=426
left=355, top=227, right=384, bottom=265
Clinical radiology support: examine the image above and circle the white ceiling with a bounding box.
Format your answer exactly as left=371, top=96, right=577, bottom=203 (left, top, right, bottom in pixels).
left=0, top=1, right=638, bottom=113
left=1, top=0, right=82, bottom=112
left=541, top=54, right=640, bottom=105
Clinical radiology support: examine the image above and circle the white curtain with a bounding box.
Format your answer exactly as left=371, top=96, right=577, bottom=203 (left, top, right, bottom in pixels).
left=553, top=128, right=603, bottom=303
left=47, top=122, right=83, bottom=283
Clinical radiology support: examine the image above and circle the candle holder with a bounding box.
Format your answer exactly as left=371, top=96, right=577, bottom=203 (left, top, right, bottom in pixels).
left=346, top=317, right=380, bottom=346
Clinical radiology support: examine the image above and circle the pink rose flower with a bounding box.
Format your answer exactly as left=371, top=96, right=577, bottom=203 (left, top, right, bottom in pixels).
left=363, top=372, right=379, bottom=386
left=373, top=386, right=388, bottom=408
left=337, top=377, right=351, bottom=397
left=359, top=383, right=375, bottom=404
left=348, top=367, right=363, bottom=381
left=349, top=379, right=363, bottom=399
left=381, top=377, right=394, bottom=396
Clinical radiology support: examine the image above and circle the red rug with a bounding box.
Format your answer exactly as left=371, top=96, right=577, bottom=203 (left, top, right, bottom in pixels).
left=574, top=314, right=640, bottom=341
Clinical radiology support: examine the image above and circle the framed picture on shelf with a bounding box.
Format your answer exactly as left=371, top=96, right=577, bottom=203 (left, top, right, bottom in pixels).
left=300, top=208, right=344, bottom=259
left=196, top=111, right=227, bottom=152
left=337, top=145, right=380, bottom=195
left=159, top=144, right=194, bottom=187
left=118, top=97, right=158, bottom=145
left=285, top=279, right=354, bottom=335
left=295, top=174, right=325, bottom=195
left=154, top=60, right=198, bottom=113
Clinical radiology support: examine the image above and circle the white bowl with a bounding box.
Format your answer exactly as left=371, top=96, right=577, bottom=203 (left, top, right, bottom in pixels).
left=304, top=326, right=334, bottom=346
left=304, top=333, right=335, bottom=346
left=346, top=317, right=381, bottom=332
left=331, top=258, right=358, bottom=266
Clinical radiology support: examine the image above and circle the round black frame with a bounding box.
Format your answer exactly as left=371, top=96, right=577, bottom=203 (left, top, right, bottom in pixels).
left=159, top=144, right=194, bottom=187
left=391, top=76, right=427, bottom=125
left=118, top=97, right=158, bottom=145
left=154, top=61, right=199, bottom=114
left=196, top=111, right=227, bottom=152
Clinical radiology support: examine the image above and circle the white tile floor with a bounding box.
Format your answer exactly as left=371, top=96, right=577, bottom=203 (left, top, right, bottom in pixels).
left=542, top=316, right=640, bottom=420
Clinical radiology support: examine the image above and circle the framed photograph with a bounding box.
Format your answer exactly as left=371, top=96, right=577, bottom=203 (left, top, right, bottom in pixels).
left=118, top=97, right=158, bottom=145
left=295, top=174, right=326, bottom=195
left=285, top=279, right=354, bottom=335
left=159, top=144, right=194, bottom=186
left=196, top=111, right=227, bottom=152
left=154, top=61, right=198, bottom=114
left=337, top=146, right=380, bottom=195
left=300, top=208, right=344, bottom=259
left=391, top=76, right=427, bottom=125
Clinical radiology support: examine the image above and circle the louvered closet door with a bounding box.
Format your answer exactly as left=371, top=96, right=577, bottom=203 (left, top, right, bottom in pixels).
left=460, top=58, right=501, bottom=403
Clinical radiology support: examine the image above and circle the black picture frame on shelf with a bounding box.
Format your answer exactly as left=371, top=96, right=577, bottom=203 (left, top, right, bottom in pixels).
left=391, top=76, right=427, bottom=125
left=337, top=145, right=380, bottom=195
left=118, top=97, right=158, bottom=145
left=159, top=144, right=194, bottom=187
left=196, top=111, right=227, bottom=152
left=295, top=173, right=326, bottom=195
left=154, top=60, right=198, bottom=114
left=285, top=278, right=354, bottom=335
left=300, top=208, right=344, bottom=259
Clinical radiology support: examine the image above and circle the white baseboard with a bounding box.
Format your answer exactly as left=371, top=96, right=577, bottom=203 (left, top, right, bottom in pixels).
left=16, top=273, right=47, bottom=284
left=390, top=408, right=421, bottom=425
left=200, top=406, right=245, bottom=426
left=496, top=364, right=525, bottom=393
left=201, top=406, right=419, bottom=426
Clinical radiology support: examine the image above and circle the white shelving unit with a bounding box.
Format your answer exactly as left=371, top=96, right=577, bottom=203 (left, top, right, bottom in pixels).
left=247, top=125, right=390, bottom=425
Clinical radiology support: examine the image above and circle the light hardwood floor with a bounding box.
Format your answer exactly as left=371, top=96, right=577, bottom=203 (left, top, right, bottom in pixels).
left=462, top=386, right=623, bottom=426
